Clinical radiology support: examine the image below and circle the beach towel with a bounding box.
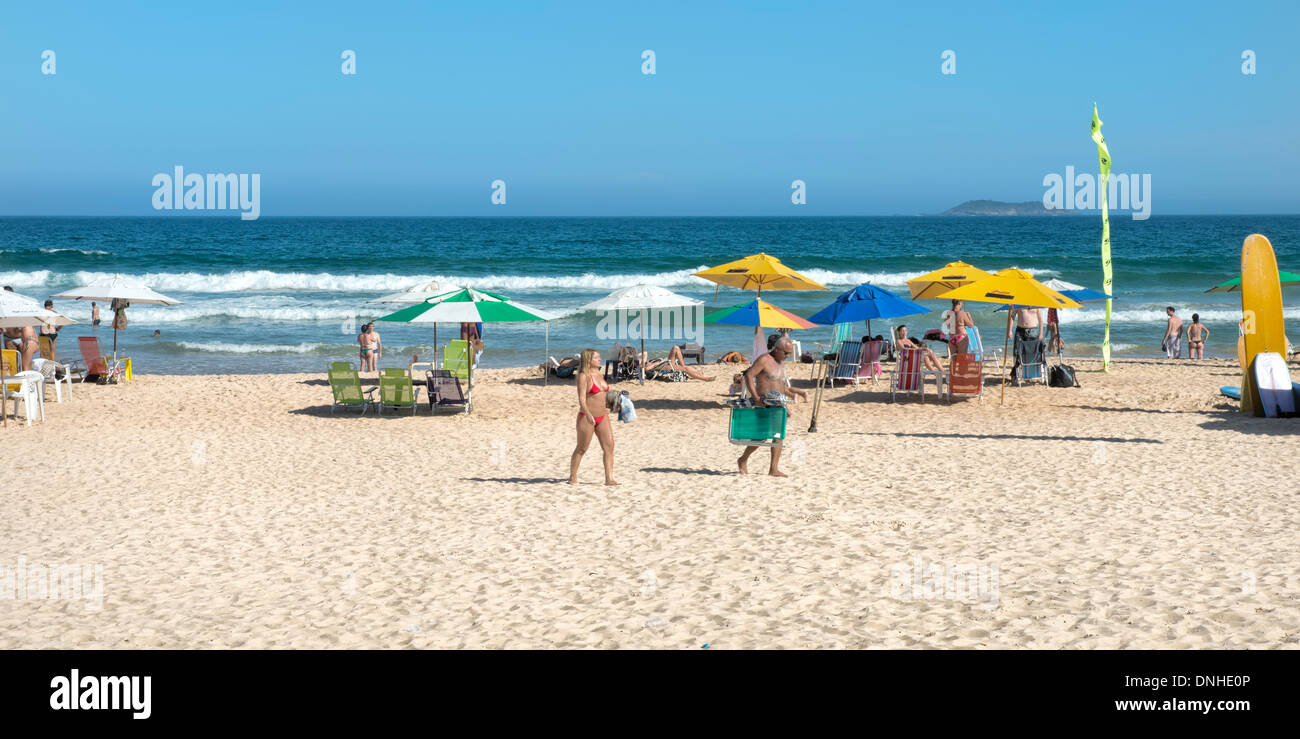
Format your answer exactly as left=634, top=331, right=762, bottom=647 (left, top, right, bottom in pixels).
left=1164, top=335, right=1180, bottom=359
left=1008, top=338, right=1040, bottom=377
left=728, top=390, right=790, bottom=408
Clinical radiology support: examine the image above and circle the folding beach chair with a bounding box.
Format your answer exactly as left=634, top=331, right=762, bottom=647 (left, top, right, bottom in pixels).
left=1014, top=337, right=1046, bottom=385
left=855, top=339, right=885, bottom=386
left=377, top=367, right=422, bottom=415
left=947, top=353, right=984, bottom=402
left=728, top=406, right=787, bottom=447
left=890, top=347, right=925, bottom=402
left=443, top=339, right=475, bottom=384
left=958, top=325, right=995, bottom=380
left=827, top=339, right=864, bottom=388
left=327, top=363, right=376, bottom=415
left=77, top=337, right=127, bottom=383
left=426, top=369, right=472, bottom=414
left=811, top=322, right=853, bottom=380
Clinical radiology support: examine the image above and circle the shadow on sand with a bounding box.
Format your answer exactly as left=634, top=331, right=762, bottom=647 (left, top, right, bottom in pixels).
left=638, top=466, right=734, bottom=476
left=1198, top=411, right=1300, bottom=435
left=461, top=476, right=565, bottom=485
left=855, top=431, right=1160, bottom=444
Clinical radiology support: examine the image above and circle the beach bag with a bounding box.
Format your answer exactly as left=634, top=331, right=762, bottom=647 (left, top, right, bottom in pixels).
left=605, top=388, right=622, bottom=412
left=617, top=392, right=636, bottom=422
left=1049, top=363, right=1080, bottom=388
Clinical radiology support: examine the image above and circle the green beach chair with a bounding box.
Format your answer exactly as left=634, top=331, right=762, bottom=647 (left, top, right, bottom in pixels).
left=443, top=339, right=475, bottom=383
left=377, top=367, right=421, bottom=415
left=328, top=363, right=376, bottom=415
left=728, top=406, right=788, bottom=447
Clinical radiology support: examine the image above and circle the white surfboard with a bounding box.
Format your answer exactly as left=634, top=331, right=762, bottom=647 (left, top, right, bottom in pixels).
left=1252, top=352, right=1295, bottom=418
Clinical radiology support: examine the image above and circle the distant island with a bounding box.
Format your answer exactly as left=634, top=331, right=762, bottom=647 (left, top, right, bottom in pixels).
left=933, top=200, right=1079, bottom=216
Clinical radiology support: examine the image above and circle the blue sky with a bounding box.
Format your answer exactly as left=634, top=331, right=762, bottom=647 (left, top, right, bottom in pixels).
left=2, top=1, right=1297, bottom=216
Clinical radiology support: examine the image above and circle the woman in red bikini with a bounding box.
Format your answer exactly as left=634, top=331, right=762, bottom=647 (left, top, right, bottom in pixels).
left=569, top=348, right=618, bottom=486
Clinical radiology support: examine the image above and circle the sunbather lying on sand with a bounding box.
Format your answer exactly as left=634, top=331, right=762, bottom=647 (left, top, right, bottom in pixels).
left=646, top=345, right=715, bottom=380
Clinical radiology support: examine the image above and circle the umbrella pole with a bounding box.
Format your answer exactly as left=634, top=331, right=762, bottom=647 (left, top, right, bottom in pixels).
left=639, top=308, right=645, bottom=385
left=1000, top=310, right=1011, bottom=404
left=1, top=355, right=7, bottom=427
left=545, top=322, right=549, bottom=387
left=808, top=357, right=827, bottom=432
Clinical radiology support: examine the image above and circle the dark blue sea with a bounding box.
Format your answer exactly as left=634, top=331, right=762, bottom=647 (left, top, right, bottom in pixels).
left=2, top=216, right=1296, bottom=373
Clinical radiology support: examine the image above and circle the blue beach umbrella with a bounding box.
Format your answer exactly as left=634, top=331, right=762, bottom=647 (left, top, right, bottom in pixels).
left=807, top=283, right=930, bottom=335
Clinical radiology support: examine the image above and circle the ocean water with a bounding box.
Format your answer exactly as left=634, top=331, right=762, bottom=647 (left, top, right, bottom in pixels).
left=1, top=216, right=1296, bottom=374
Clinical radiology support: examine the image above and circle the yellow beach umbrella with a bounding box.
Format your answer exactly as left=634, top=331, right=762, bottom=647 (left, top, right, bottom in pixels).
left=937, top=268, right=1082, bottom=403
left=906, top=261, right=994, bottom=300
left=695, top=252, right=828, bottom=365
left=693, top=253, right=829, bottom=296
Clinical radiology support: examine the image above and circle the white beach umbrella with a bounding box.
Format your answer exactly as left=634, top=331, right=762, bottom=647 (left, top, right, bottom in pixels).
left=52, top=274, right=182, bottom=355
left=580, top=284, right=703, bottom=383
left=0, top=290, right=75, bottom=328
left=366, top=280, right=465, bottom=363
left=367, top=279, right=465, bottom=304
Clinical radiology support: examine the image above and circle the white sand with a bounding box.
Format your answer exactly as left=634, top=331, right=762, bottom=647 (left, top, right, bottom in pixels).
left=2, top=357, right=1298, bottom=648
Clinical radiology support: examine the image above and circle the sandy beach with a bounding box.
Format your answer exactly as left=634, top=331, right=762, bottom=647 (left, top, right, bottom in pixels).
left=2, top=357, right=1298, bottom=649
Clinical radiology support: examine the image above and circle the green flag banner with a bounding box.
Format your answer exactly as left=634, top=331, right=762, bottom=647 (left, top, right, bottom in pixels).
left=1090, top=102, right=1113, bottom=372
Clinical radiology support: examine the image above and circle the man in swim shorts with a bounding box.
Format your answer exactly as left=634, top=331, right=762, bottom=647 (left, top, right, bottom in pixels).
left=737, top=335, right=805, bottom=478
left=1162, top=306, right=1183, bottom=359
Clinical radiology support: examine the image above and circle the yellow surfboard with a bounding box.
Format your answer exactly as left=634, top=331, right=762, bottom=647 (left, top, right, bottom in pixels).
left=1240, top=234, right=1286, bottom=415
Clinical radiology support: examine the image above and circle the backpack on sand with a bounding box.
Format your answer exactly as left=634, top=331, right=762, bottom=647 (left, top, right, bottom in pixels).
left=1049, top=363, right=1080, bottom=388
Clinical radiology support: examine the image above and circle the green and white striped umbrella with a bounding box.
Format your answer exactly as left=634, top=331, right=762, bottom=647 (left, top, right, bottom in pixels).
left=377, top=287, right=558, bottom=323
left=375, top=287, right=559, bottom=389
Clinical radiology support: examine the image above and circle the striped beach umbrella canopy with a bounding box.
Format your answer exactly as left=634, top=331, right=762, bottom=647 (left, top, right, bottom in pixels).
left=376, top=287, right=559, bottom=391
left=377, top=288, right=557, bottom=323
left=703, top=298, right=817, bottom=329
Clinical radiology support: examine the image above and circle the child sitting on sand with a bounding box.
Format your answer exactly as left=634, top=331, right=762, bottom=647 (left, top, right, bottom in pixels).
left=728, top=373, right=744, bottom=396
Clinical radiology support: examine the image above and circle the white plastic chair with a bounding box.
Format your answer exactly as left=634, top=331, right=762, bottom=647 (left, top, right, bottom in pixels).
left=4, top=371, right=45, bottom=426
left=33, top=359, right=72, bottom=403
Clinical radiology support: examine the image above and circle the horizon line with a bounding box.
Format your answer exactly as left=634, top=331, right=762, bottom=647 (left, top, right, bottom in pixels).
left=3, top=213, right=1299, bottom=219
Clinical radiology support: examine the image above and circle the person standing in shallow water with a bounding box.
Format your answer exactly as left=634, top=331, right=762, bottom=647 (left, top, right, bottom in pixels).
left=358, top=322, right=381, bottom=372
left=1162, top=307, right=1183, bottom=359
left=569, top=349, right=617, bottom=486
left=1186, top=313, right=1209, bottom=359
